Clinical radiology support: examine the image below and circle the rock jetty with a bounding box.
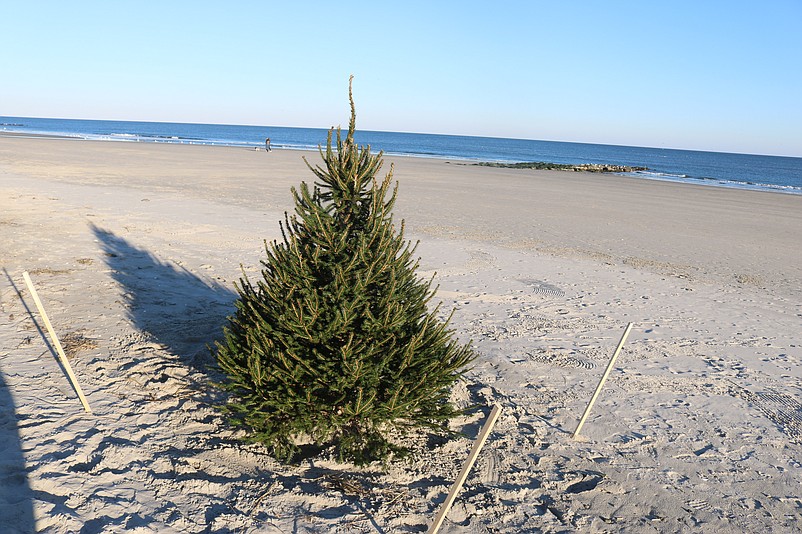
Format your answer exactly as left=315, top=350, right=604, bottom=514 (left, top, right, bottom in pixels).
left=473, top=161, right=648, bottom=173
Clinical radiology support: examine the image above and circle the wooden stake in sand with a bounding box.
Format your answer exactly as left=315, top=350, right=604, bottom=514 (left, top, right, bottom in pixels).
left=22, top=271, right=92, bottom=413
left=428, top=403, right=502, bottom=534
left=572, top=322, right=633, bottom=439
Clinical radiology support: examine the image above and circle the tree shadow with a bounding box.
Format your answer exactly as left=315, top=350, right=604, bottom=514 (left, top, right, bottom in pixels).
left=90, top=224, right=237, bottom=374
left=0, top=365, right=36, bottom=533
left=1, top=268, right=46, bottom=533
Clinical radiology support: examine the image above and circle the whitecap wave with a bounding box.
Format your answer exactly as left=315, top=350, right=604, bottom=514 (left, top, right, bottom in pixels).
left=632, top=170, right=688, bottom=179
left=622, top=170, right=802, bottom=195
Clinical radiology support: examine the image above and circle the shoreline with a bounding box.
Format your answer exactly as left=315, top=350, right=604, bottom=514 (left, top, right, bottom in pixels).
left=2, top=136, right=801, bottom=532
left=2, top=129, right=800, bottom=196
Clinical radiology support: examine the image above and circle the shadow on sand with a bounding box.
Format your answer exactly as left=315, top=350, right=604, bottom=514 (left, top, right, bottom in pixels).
left=90, top=224, right=237, bottom=374
left=0, top=365, right=36, bottom=533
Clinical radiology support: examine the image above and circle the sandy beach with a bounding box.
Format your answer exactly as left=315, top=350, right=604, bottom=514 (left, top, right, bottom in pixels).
left=2, top=136, right=801, bottom=532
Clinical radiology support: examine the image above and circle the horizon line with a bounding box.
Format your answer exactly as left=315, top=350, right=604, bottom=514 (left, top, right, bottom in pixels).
left=2, top=113, right=800, bottom=159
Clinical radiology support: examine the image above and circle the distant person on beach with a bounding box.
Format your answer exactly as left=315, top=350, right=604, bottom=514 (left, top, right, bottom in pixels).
left=265, top=138, right=272, bottom=152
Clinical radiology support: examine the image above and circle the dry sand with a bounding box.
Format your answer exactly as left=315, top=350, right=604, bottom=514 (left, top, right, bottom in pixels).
left=1, top=137, right=801, bottom=533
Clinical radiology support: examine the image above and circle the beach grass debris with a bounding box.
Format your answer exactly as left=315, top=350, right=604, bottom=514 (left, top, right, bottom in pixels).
left=214, top=78, right=475, bottom=465
left=60, top=330, right=99, bottom=358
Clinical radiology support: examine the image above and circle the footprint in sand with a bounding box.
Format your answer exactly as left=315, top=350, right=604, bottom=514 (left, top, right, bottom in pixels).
left=479, top=449, right=502, bottom=485
left=736, top=389, right=802, bottom=442
left=562, top=471, right=605, bottom=494
left=517, top=278, right=565, bottom=298
left=527, top=350, right=596, bottom=370
left=684, top=498, right=715, bottom=512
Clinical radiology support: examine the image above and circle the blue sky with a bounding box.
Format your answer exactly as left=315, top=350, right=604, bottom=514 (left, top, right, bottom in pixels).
left=2, top=1, right=800, bottom=156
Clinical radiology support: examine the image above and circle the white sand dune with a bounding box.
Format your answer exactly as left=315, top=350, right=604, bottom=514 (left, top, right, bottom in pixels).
left=1, top=138, right=801, bottom=532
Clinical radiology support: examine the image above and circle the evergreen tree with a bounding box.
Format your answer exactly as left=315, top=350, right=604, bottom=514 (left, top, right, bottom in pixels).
left=215, top=79, right=474, bottom=464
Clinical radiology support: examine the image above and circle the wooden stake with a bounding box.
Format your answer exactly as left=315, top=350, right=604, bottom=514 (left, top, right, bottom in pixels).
left=428, top=404, right=502, bottom=534
left=22, top=271, right=92, bottom=413
left=572, top=322, right=633, bottom=439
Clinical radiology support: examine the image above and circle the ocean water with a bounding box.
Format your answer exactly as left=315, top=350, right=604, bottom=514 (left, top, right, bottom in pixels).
left=2, top=116, right=801, bottom=195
